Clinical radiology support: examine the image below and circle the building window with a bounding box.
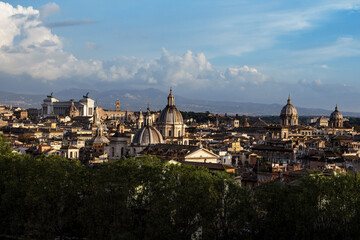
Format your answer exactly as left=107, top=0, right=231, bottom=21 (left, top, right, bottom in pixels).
left=112, top=147, right=115, bottom=157
left=169, top=130, right=172, bottom=136
left=89, top=108, right=93, bottom=115
left=70, top=152, right=73, bottom=158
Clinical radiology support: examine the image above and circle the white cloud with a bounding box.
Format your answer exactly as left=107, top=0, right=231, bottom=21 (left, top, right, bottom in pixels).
left=85, top=41, right=99, bottom=50
left=320, top=64, right=328, bottom=69
left=102, top=49, right=267, bottom=89
left=314, top=79, right=322, bottom=85
left=0, top=1, right=267, bottom=91
left=298, top=78, right=322, bottom=86
left=224, top=65, right=267, bottom=84
left=39, top=2, right=60, bottom=20
left=0, top=2, right=103, bottom=80
left=210, top=0, right=360, bottom=55
left=292, top=37, right=360, bottom=64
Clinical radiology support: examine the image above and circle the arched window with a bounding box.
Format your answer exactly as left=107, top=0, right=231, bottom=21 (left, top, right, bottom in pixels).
left=70, top=152, right=73, bottom=158
left=169, top=130, right=172, bottom=136
left=178, top=130, right=181, bottom=137
left=121, top=147, right=124, bottom=156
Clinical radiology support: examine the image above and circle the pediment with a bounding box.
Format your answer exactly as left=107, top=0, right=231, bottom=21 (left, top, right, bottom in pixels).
left=185, top=148, right=219, bottom=159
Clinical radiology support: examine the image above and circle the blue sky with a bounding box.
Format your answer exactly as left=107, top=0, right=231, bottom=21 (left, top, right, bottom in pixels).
left=1, top=0, right=360, bottom=111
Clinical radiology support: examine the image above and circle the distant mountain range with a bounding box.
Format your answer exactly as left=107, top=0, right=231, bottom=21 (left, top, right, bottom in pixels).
left=1, top=88, right=359, bottom=117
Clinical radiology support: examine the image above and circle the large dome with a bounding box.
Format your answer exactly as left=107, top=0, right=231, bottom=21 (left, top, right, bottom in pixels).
left=158, top=106, right=183, bottom=124
left=132, top=126, right=164, bottom=146
left=330, top=105, right=343, bottom=120
left=280, top=96, right=298, bottom=117
left=157, top=89, right=183, bottom=124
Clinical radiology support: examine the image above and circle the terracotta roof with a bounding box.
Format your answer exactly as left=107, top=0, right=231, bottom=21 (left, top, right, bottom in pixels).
left=251, top=144, right=293, bottom=152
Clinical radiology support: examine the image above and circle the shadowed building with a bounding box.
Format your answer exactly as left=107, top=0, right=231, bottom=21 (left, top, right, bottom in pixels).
left=280, top=96, right=298, bottom=126
left=329, top=105, right=343, bottom=128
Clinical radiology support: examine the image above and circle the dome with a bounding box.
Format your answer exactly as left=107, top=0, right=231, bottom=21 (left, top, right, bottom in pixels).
left=330, top=105, right=343, bottom=120
left=132, top=126, right=164, bottom=146
left=158, top=106, right=183, bottom=124
left=157, top=89, right=183, bottom=124
left=132, top=106, right=164, bottom=146
left=280, top=96, right=298, bottom=117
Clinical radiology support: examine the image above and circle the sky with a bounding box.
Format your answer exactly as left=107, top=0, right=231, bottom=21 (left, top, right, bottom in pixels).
left=1, top=0, right=360, bottom=111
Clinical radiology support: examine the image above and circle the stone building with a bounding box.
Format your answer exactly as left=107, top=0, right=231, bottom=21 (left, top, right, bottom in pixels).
left=107, top=131, right=131, bottom=160
left=42, top=93, right=94, bottom=117
left=98, top=99, right=135, bottom=122
left=316, top=116, right=328, bottom=127
left=14, top=109, right=28, bottom=120
left=67, top=101, right=79, bottom=118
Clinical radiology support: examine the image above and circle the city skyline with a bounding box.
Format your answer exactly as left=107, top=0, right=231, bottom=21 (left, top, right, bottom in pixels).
left=1, top=1, right=360, bottom=111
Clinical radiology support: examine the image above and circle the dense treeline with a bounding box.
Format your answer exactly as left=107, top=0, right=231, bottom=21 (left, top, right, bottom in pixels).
left=1, top=138, right=360, bottom=239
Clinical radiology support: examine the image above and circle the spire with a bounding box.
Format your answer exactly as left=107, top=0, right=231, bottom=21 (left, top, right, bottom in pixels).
left=137, top=108, right=144, bottom=129
left=93, top=105, right=101, bottom=127
left=139, top=108, right=143, bottom=119
left=167, top=88, right=175, bottom=106
left=287, top=94, right=291, bottom=104
left=145, top=105, right=153, bottom=126
left=335, top=104, right=338, bottom=111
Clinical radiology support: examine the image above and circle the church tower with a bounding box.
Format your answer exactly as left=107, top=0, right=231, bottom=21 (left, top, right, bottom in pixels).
left=115, top=99, right=120, bottom=111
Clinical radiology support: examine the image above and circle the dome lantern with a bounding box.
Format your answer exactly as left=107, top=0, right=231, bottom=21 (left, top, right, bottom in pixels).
left=167, top=88, right=175, bottom=106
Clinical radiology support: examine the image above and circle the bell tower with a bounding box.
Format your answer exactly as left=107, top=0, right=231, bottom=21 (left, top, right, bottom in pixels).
left=115, top=99, right=120, bottom=111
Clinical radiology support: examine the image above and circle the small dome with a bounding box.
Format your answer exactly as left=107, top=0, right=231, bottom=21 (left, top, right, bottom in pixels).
left=280, top=96, right=298, bottom=117
left=132, top=106, right=164, bottom=146
left=132, top=126, right=164, bottom=146
left=157, top=89, right=183, bottom=124
left=330, top=105, right=343, bottom=120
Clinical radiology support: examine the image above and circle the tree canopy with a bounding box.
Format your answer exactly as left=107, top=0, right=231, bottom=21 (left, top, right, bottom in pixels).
left=1, top=136, right=360, bottom=239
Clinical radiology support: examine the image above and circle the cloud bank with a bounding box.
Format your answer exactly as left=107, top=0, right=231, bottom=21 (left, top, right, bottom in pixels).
left=0, top=2, right=267, bottom=91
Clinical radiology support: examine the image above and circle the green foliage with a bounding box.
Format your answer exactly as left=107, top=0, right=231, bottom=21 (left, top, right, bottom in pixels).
left=1, top=133, right=360, bottom=239
left=0, top=134, right=11, bottom=155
